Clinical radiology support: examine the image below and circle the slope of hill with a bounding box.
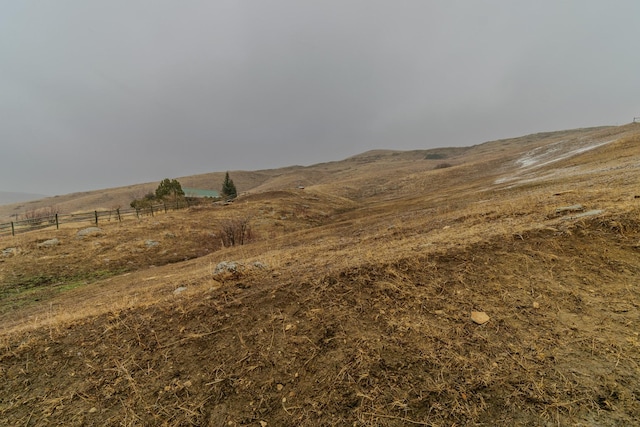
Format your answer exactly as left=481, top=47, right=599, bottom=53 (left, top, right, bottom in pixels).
left=0, top=123, right=639, bottom=426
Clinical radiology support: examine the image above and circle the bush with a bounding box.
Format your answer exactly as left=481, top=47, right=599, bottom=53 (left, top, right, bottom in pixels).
left=22, top=206, right=59, bottom=226
left=219, top=217, right=253, bottom=247
left=434, top=162, right=453, bottom=169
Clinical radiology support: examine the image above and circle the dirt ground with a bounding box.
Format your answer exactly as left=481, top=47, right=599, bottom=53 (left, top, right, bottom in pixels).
left=1, top=126, right=640, bottom=426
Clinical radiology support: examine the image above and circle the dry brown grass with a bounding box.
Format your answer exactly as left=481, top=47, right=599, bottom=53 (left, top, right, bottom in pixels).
left=1, top=124, right=640, bottom=425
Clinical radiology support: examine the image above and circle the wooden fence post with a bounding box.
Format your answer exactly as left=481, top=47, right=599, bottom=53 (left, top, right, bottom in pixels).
left=55, top=213, right=59, bottom=230
left=94, top=211, right=98, bottom=225
left=164, top=202, right=168, bottom=214
left=136, top=208, right=139, bottom=219
left=150, top=205, right=154, bottom=216
left=117, top=208, right=121, bottom=222
left=11, top=222, right=15, bottom=236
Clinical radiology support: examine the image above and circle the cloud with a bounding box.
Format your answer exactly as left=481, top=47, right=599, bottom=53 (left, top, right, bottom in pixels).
left=1, top=1, right=638, bottom=195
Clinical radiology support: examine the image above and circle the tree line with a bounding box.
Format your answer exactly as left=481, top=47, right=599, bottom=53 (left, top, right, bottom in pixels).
left=130, top=172, right=237, bottom=210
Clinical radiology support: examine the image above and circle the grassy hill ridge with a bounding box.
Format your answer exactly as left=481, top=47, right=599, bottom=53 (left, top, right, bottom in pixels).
left=0, top=124, right=618, bottom=221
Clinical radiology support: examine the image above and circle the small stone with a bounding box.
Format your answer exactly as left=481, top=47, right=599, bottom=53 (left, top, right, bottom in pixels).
left=434, top=310, right=445, bottom=315
left=260, top=422, right=268, bottom=427
left=1, top=247, right=18, bottom=257
left=214, top=261, right=240, bottom=275
left=276, top=384, right=284, bottom=391
left=145, top=239, right=159, bottom=248
left=555, top=204, right=583, bottom=215
left=77, top=227, right=103, bottom=237
left=285, top=324, right=294, bottom=331
left=88, top=407, right=97, bottom=414
left=173, top=286, right=187, bottom=295
left=37, top=238, right=59, bottom=248
left=471, top=311, right=490, bottom=325
left=532, top=301, right=540, bottom=309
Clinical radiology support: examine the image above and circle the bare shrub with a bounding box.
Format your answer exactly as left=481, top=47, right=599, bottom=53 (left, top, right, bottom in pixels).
left=434, top=162, right=453, bottom=169
left=219, top=217, right=253, bottom=247
left=22, top=206, right=59, bottom=226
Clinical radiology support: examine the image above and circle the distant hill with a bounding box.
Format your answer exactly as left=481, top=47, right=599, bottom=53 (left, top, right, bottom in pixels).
left=0, top=124, right=631, bottom=221
left=0, top=191, right=49, bottom=206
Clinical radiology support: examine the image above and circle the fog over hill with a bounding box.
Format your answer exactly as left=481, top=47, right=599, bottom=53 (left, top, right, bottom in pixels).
left=0, top=191, right=49, bottom=206
left=2, top=2, right=639, bottom=196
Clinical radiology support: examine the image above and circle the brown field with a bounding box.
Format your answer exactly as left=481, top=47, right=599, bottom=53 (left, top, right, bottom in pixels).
left=1, top=124, right=639, bottom=426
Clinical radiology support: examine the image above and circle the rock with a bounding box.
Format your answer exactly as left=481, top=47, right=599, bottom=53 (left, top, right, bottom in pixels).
left=573, top=209, right=604, bottom=218
left=145, top=240, right=159, bottom=248
left=471, top=311, right=490, bottom=325
left=532, top=301, right=540, bottom=309
left=260, top=421, right=268, bottom=427
left=214, top=261, right=240, bottom=274
left=88, top=407, right=98, bottom=414
left=37, top=238, right=59, bottom=248
left=252, top=261, right=268, bottom=269
left=2, top=247, right=18, bottom=257
left=173, top=286, right=187, bottom=295
left=434, top=310, right=445, bottom=315
left=555, top=204, right=583, bottom=214
left=276, top=384, right=284, bottom=391
left=77, top=227, right=103, bottom=237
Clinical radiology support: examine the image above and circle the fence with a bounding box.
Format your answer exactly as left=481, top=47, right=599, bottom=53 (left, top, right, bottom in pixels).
left=0, top=199, right=197, bottom=237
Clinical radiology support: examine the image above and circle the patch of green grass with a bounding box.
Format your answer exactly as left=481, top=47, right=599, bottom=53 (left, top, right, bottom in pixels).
left=0, top=268, right=128, bottom=314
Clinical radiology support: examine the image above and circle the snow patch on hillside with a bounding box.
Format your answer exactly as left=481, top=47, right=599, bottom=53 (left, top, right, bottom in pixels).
left=495, top=138, right=618, bottom=185
left=516, top=139, right=616, bottom=170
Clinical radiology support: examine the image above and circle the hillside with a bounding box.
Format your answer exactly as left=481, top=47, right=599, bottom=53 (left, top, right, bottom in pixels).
left=1, top=123, right=639, bottom=426
left=0, top=126, right=615, bottom=220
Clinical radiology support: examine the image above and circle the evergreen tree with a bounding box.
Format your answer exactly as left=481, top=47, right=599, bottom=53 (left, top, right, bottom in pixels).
left=221, top=172, right=237, bottom=199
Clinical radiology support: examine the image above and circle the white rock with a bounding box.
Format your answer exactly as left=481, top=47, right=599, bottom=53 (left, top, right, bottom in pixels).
left=38, top=238, right=59, bottom=248
left=145, top=240, right=159, bottom=247
left=77, top=227, right=103, bottom=237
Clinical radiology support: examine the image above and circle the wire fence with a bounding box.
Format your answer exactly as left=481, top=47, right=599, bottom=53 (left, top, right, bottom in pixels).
left=0, top=199, right=197, bottom=237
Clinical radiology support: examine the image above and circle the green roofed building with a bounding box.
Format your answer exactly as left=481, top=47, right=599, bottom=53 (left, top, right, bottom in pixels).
left=183, top=188, right=221, bottom=198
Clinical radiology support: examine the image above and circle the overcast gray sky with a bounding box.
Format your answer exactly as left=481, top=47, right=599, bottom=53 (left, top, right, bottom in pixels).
left=1, top=1, right=638, bottom=195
